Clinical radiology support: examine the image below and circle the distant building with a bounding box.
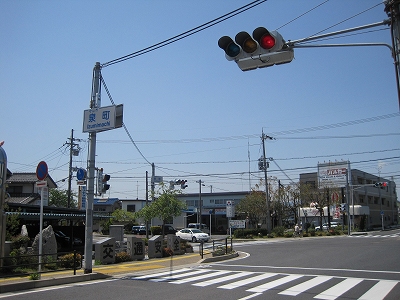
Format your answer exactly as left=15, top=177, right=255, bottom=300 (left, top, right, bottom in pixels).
left=299, top=165, right=397, bottom=229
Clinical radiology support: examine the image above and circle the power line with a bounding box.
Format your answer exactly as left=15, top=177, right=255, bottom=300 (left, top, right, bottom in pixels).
left=101, top=0, right=267, bottom=68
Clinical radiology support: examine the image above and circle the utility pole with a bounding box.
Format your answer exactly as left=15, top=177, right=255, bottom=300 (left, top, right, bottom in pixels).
left=65, top=129, right=82, bottom=208
left=261, top=130, right=273, bottom=233
left=196, top=180, right=204, bottom=224
left=385, top=0, right=400, bottom=110
left=84, top=62, right=101, bottom=274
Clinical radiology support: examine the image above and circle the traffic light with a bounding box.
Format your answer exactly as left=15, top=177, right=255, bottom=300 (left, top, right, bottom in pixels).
left=180, top=179, right=188, bottom=189
left=218, top=27, right=294, bottom=71
left=340, top=203, right=347, bottom=212
left=374, top=182, right=388, bottom=188
left=102, top=174, right=110, bottom=193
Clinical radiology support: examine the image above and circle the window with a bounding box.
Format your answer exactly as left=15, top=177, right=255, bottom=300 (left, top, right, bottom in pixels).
left=381, top=198, right=385, bottom=205
left=127, top=205, right=136, bottom=212
left=7, top=186, right=23, bottom=194
left=357, top=177, right=364, bottom=185
left=359, top=195, right=364, bottom=203
left=368, top=196, right=373, bottom=204
left=374, top=197, right=379, bottom=205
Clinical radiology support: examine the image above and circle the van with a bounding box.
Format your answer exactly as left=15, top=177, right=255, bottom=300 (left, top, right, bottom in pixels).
left=188, top=223, right=210, bottom=233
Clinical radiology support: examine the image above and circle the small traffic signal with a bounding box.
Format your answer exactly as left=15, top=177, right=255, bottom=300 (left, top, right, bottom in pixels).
left=101, top=173, right=110, bottom=194
left=340, top=203, right=347, bottom=212
left=374, top=182, right=388, bottom=188
left=180, top=179, right=188, bottom=189
left=218, top=27, right=294, bottom=71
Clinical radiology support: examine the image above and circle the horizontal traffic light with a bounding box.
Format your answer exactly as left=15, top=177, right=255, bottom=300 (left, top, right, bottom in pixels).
left=374, top=182, right=388, bottom=187
left=218, top=27, right=294, bottom=71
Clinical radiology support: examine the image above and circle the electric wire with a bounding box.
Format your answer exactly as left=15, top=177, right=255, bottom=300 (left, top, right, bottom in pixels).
left=101, top=0, right=267, bottom=68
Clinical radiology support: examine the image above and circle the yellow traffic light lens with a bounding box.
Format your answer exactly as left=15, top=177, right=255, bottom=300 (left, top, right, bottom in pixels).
left=242, top=39, right=257, bottom=53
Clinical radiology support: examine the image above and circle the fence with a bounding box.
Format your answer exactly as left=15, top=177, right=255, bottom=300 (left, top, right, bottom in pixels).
left=199, top=237, right=233, bottom=259
left=0, top=250, right=82, bottom=279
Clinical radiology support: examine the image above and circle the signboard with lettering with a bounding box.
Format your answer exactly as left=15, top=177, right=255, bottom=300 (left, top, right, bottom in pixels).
left=82, top=104, right=123, bottom=133
left=226, top=200, right=235, bottom=218
left=318, top=161, right=350, bottom=188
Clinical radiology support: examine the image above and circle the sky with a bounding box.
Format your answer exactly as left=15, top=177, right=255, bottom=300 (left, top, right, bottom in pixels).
left=1, top=0, right=399, bottom=201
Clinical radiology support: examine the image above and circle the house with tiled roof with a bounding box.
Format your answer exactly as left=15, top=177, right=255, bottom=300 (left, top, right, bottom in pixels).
left=6, top=172, right=57, bottom=205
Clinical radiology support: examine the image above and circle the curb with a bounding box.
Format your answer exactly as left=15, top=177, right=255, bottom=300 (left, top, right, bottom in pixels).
left=0, top=273, right=109, bottom=294
left=200, top=252, right=239, bottom=263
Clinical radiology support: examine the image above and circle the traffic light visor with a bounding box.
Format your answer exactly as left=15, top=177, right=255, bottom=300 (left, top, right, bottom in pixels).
left=218, top=36, right=241, bottom=58
left=235, top=31, right=258, bottom=53
left=253, top=27, right=275, bottom=50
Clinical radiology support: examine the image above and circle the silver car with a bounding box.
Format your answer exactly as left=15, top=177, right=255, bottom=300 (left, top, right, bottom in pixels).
left=176, top=228, right=210, bottom=242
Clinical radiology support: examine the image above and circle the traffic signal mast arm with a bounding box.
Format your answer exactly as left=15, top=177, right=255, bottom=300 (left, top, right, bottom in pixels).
left=285, top=20, right=392, bottom=52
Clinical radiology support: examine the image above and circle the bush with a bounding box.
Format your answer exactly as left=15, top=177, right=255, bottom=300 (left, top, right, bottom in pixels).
left=151, top=226, right=162, bottom=235
left=11, top=235, right=30, bottom=249
left=271, top=226, right=285, bottom=237
left=233, top=228, right=269, bottom=238
left=162, top=247, right=173, bottom=257
left=115, top=251, right=132, bottom=263
left=59, top=253, right=82, bottom=268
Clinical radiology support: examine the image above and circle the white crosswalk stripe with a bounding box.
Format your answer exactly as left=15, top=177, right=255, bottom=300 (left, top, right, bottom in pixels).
left=129, top=268, right=399, bottom=299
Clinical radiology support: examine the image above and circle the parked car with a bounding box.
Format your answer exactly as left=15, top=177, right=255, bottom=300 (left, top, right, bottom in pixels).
left=176, top=228, right=210, bottom=242
left=188, top=223, right=210, bottom=233
left=315, top=222, right=341, bottom=231
left=54, top=230, right=83, bottom=250
left=132, top=225, right=147, bottom=235
left=162, top=224, right=177, bottom=235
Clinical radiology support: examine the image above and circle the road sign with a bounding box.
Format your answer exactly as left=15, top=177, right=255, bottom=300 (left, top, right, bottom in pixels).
left=76, top=168, right=86, bottom=180
left=35, top=181, right=47, bottom=188
left=36, top=161, right=48, bottom=181
left=380, top=211, right=384, bottom=216
left=229, top=220, right=245, bottom=229
left=226, top=200, right=235, bottom=218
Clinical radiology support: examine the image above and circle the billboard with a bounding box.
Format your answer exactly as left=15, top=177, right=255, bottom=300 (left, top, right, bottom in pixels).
left=318, top=161, right=350, bottom=188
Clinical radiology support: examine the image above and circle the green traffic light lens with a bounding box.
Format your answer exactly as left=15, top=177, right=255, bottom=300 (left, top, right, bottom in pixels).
left=226, top=43, right=240, bottom=57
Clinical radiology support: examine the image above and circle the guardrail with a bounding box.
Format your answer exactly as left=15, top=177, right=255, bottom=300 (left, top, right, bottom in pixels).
left=0, top=250, right=82, bottom=279
left=199, top=237, right=233, bottom=259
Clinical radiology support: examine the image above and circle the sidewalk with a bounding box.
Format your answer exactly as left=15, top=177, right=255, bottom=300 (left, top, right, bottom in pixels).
left=0, top=251, right=240, bottom=294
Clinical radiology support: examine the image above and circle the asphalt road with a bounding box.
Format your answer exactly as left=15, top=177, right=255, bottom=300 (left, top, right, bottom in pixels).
left=2, top=230, right=399, bottom=300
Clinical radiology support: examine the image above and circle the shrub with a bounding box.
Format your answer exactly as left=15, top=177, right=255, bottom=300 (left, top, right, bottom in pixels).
left=151, top=226, right=162, bottom=235
left=59, top=253, right=82, bottom=268
left=11, top=235, right=30, bottom=250
left=29, top=272, right=40, bottom=280
left=272, top=226, right=285, bottom=237
left=115, top=251, right=132, bottom=263
left=162, top=247, right=173, bottom=257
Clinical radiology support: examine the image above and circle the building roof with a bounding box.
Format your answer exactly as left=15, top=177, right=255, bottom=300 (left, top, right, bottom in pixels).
left=6, top=194, right=40, bottom=205
left=6, top=172, right=58, bottom=188
left=93, top=198, right=121, bottom=206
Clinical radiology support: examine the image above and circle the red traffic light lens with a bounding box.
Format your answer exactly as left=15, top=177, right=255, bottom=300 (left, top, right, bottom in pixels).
left=382, top=182, right=388, bottom=187
left=260, top=35, right=275, bottom=49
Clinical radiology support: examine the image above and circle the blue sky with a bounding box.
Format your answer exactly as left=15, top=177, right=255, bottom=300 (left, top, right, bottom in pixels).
left=1, top=0, right=399, bottom=200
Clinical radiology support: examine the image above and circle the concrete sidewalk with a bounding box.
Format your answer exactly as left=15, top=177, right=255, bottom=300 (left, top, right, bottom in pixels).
left=0, top=251, right=240, bottom=294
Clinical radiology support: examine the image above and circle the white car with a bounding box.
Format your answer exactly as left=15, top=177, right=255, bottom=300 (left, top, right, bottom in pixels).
left=176, top=228, right=210, bottom=243
left=315, top=222, right=341, bottom=231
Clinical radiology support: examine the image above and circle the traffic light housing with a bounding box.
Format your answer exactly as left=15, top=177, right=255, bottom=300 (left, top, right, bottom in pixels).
left=102, top=174, right=110, bottom=193
left=374, top=182, right=388, bottom=188
left=218, top=27, right=294, bottom=71
left=180, top=179, right=188, bottom=189
left=340, top=203, right=347, bottom=212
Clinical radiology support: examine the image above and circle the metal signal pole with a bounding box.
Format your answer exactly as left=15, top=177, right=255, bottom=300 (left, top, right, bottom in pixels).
left=84, top=62, right=101, bottom=274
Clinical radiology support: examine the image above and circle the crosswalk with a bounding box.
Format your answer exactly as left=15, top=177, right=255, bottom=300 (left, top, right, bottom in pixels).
left=349, top=233, right=400, bottom=238
left=125, top=267, right=399, bottom=299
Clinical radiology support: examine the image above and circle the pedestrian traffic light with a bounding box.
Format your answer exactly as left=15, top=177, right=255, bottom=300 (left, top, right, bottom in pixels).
left=218, top=27, right=294, bottom=71
left=340, top=203, right=347, bottom=212
left=180, top=179, right=188, bottom=189
left=374, top=182, right=388, bottom=188
left=101, top=173, right=110, bottom=194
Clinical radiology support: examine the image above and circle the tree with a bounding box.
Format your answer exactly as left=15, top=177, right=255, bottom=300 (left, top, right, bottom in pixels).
left=134, top=183, right=186, bottom=233
left=236, top=185, right=268, bottom=229
left=49, top=189, right=77, bottom=208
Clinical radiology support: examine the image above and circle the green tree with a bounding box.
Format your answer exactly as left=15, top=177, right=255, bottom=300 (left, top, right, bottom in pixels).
left=135, top=183, right=186, bottom=233
left=49, top=189, right=77, bottom=208
left=236, top=186, right=268, bottom=229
